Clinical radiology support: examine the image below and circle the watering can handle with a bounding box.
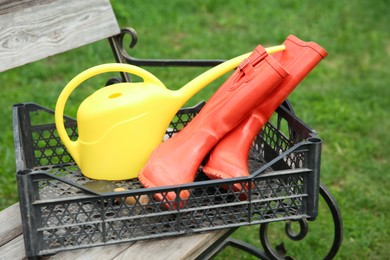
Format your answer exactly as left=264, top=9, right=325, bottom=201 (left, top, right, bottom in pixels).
left=55, top=63, right=166, bottom=158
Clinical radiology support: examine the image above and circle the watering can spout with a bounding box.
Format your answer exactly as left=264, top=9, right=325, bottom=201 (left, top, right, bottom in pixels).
left=177, top=44, right=286, bottom=102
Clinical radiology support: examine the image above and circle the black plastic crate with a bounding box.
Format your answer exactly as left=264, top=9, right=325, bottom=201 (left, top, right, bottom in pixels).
left=13, top=102, right=321, bottom=258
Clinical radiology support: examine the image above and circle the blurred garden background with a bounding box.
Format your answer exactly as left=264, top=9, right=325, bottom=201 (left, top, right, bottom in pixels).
left=0, top=0, right=389, bottom=258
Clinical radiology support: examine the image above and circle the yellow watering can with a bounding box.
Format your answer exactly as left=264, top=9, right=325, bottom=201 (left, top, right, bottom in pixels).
left=55, top=45, right=285, bottom=181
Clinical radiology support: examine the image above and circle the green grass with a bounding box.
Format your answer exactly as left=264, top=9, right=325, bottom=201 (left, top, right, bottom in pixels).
left=1, top=0, right=389, bottom=258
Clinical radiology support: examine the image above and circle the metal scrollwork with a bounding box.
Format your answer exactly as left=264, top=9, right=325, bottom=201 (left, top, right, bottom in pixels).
left=285, top=218, right=309, bottom=241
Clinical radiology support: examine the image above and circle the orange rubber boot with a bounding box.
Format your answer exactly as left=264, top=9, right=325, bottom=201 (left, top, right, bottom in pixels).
left=203, top=35, right=328, bottom=191
left=138, top=45, right=289, bottom=208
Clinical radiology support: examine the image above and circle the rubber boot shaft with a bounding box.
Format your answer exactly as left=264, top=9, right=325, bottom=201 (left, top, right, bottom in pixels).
left=203, top=35, right=327, bottom=190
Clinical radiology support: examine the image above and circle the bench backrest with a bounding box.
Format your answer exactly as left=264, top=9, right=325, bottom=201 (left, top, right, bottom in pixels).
left=0, top=0, right=120, bottom=72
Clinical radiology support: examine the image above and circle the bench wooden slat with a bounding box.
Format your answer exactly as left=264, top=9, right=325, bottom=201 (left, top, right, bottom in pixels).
left=113, top=230, right=231, bottom=260
left=0, top=203, right=22, bottom=247
left=0, top=0, right=120, bottom=72
left=43, top=242, right=135, bottom=260
left=0, top=235, right=25, bottom=260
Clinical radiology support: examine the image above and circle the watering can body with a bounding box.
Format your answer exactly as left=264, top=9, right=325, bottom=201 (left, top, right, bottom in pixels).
left=75, top=83, right=180, bottom=180
left=55, top=64, right=184, bottom=181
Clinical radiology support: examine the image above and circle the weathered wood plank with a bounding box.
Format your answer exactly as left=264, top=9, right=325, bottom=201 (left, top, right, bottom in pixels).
left=0, top=235, right=25, bottom=260
left=0, top=0, right=120, bottom=72
left=113, top=230, right=231, bottom=260
left=0, top=203, right=22, bottom=247
left=41, top=243, right=135, bottom=260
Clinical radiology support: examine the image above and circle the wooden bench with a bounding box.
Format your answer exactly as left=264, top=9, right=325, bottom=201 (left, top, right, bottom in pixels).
left=0, top=0, right=232, bottom=259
